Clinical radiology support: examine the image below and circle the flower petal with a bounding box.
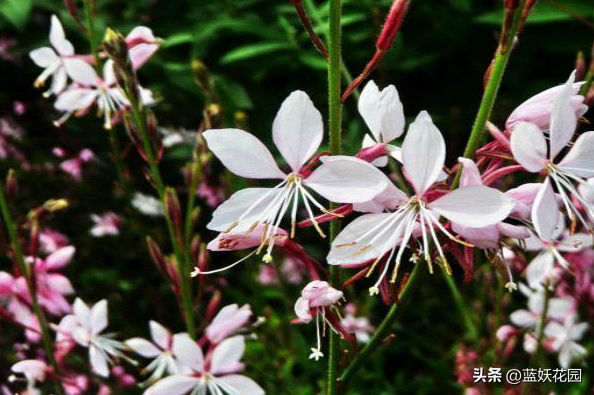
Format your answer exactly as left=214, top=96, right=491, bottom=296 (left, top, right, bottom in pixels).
left=125, top=338, right=161, bottom=358
left=216, top=374, right=265, bottom=395
left=90, top=345, right=109, bottom=377
left=49, top=15, right=74, bottom=56
left=144, top=375, right=199, bottom=395
left=526, top=251, right=554, bottom=289
left=45, top=245, right=75, bottom=270
left=510, top=309, right=536, bottom=328
left=272, top=90, right=323, bottom=172
left=129, top=43, right=159, bottom=70
left=531, top=179, right=560, bottom=241
left=401, top=111, right=445, bottom=194
left=428, top=185, right=515, bottom=228
left=549, top=70, right=578, bottom=160
left=91, top=299, right=108, bottom=335
left=558, top=131, right=594, bottom=178
left=55, top=88, right=98, bottom=112
left=63, top=58, right=99, bottom=86
left=458, top=157, right=483, bottom=187
left=73, top=298, right=91, bottom=330
left=304, top=156, right=388, bottom=203
left=149, top=320, right=171, bottom=350
left=172, top=333, right=203, bottom=372
left=203, top=128, right=285, bottom=179
left=510, top=122, right=547, bottom=172
left=207, top=187, right=283, bottom=232
left=29, top=47, right=58, bottom=68
left=210, top=336, right=245, bottom=374
left=358, top=81, right=405, bottom=142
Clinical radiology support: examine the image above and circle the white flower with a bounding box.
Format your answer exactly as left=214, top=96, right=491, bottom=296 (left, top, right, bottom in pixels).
left=544, top=316, right=589, bottom=368
left=126, top=321, right=182, bottom=383
left=203, top=91, right=387, bottom=265
left=10, top=359, right=47, bottom=393
left=144, top=335, right=264, bottom=395
left=510, top=286, right=572, bottom=331
left=132, top=192, right=164, bottom=216
left=29, top=15, right=75, bottom=96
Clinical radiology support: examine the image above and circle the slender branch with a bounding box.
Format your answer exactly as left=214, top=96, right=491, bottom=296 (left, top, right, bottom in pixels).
left=339, top=264, right=423, bottom=387
left=0, top=176, right=65, bottom=395
left=83, top=0, right=101, bottom=68
left=442, top=270, right=479, bottom=341
left=452, top=0, right=527, bottom=188
left=326, top=0, right=342, bottom=393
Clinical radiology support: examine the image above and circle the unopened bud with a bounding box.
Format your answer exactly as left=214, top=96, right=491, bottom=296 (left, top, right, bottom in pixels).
left=43, top=198, right=69, bottom=212
left=146, top=236, right=167, bottom=271
left=5, top=169, right=17, bottom=200
left=376, top=0, right=409, bottom=51
left=234, top=111, right=249, bottom=130
left=575, top=52, right=585, bottom=80
left=191, top=59, right=212, bottom=95
left=164, top=187, right=182, bottom=233
left=204, top=291, right=222, bottom=322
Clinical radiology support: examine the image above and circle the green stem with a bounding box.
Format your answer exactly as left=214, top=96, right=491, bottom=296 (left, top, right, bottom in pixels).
left=339, top=264, right=423, bottom=387
left=579, top=69, right=593, bottom=96
left=442, top=270, right=479, bottom=341
left=452, top=0, right=527, bottom=188
left=326, top=0, right=342, bottom=393
left=0, top=176, right=65, bottom=395
left=83, top=0, right=101, bottom=69
left=127, top=97, right=196, bottom=338
left=183, top=160, right=201, bottom=285
left=108, top=128, right=128, bottom=193
left=522, top=287, right=551, bottom=395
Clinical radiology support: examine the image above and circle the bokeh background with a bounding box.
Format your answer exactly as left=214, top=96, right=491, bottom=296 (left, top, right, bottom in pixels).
left=0, top=0, right=592, bottom=394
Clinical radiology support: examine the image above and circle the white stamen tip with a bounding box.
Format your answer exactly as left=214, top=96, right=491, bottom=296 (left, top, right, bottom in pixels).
left=368, top=286, right=380, bottom=296
left=262, top=254, right=273, bottom=263
left=309, top=347, right=324, bottom=361
left=190, top=267, right=200, bottom=277
left=505, top=282, right=518, bottom=292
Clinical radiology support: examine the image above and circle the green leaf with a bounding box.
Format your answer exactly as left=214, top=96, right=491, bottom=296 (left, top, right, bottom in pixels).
left=219, top=42, right=288, bottom=64
left=475, top=1, right=592, bottom=25
left=299, top=53, right=327, bottom=70
left=0, top=0, right=32, bottom=30
left=162, top=33, right=195, bottom=48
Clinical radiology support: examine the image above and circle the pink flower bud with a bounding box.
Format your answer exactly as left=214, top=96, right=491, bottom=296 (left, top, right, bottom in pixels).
left=376, top=0, right=410, bottom=51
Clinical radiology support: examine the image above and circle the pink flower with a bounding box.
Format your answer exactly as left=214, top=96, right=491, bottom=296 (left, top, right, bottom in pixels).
left=57, top=148, right=94, bottom=181
left=205, top=304, right=252, bottom=344
left=144, top=335, right=264, bottom=395
left=329, top=111, right=515, bottom=295
left=10, top=359, right=47, bottom=392
left=39, top=228, right=69, bottom=254
left=341, top=304, right=374, bottom=343
left=29, top=15, right=76, bottom=96
left=506, top=80, right=587, bottom=130
left=125, top=321, right=183, bottom=382
left=90, top=212, right=121, bottom=237
left=510, top=71, right=594, bottom=228
left=124, top=26, right=160, bottom=70
left=204, top=91, right=388, bottom=263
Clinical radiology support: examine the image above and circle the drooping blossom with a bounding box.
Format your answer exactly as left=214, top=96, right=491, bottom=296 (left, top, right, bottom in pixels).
left=258, top=255, right=307, bottom=285
left=510, top=71, right=594, bottom=228
left=124, top=26, right=161, bottom=70
left=506, top=80, right=587, bottom=130
left=341, top=303, right=374, bottom=343
left=125, top=321, right=181, bottom=383
left=55, top=148, right=95, bottom=181
left=294, top=281, right=344, bottom=361
left=39, top=228, right=69, bottom=254
left=328, top=111, right=515, bottom=294
left=357, top=80, right=404, bottom=166
left=204, top=91, right=387, bottom=264
left=90, top=212, right=121, bottom=237
left=64, top=298, right=126, bottom=377
left=544, top=315, right=589, bottom=368
left=132, top=192, right=164, bottom=216
left=205, top=304, right=253, bottom=344
left=29, top=15, right=76, bottom=96
left=144, top=335, right=264, bottom=395
left=10, top=359, right=47, bottom=393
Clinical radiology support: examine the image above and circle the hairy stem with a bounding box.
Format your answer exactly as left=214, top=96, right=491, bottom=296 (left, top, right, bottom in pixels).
left=326, top=0, right=342, bottom=393
left=0, top=176, right=65, bottom=395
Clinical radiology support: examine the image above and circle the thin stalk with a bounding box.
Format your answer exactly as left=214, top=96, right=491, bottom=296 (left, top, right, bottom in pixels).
left=522, top=287, right=551, bottom=395
left=442, top=270, right=479, bottom=341
left=326, top=0, right=342, bottom=393
left=0, top=178, right=65, bottom=395
left=452, top=0, right=527, bottom=188
left=126, top=97, right=196, bottom=338
left=183, top=160, right=201, bottom=285
left=339, top=264, right=423, bottom=387
left=579, top=68, right=593, bottom=96
left=83, top=0, right=101, bottom=68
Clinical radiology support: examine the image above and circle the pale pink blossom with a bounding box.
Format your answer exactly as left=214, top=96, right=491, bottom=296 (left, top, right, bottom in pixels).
left=510, top=286, right=572, bottom=331
left=39, top=228, right=69, bottom=254
left=544, top=315, right=589, bottom=368
left=132, top=192, right=164, bottom=216
left=90, top=212, right=121, bottom=237
left=10, top=359, right=47, bottom=393
left=329, top=111, right=515, bottom=294
left=58, top=149, right=95, bottom=181
left=341, top=303, right=374, bottom=343
left=205, top=304, right=252, bottom=344
left=510, top=71, right=594, bottom=228
left=124, top=26, right=160, bottom=70
left=144, top=335, right=264, bottom=395
left=125, top=321, right=181, bottom=382
left=204, top=91, right=388, bottom=264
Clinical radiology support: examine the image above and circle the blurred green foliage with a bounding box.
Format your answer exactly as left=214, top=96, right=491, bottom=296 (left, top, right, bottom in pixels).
left=0, top=0, right=592, bottom=394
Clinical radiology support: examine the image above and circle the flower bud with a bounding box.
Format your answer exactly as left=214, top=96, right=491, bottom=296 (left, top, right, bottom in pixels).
left=575, top=51, right=586, bottom=80
left=191, top=59, right=212, bottom=96
left=42, top=199, right=69, bottom=212
left=5, top=169, right=18, bottom=201
left=164, top=187, right=182, bottom=238
left=376, top=0, right=409, bottom=51
left=146, top=236, right=167, bottom=271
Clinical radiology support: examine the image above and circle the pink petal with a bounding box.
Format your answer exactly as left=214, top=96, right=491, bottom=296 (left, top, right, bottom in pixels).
left=558, top=130, right=594, bottom=178
left=45, top=245, right=75, bottom=270
left=549, top=70, right=579, bottom=160
left=510, top=122, right=547, bottom=172
left=172, top=333, right=203, bottom=372
left=458, top=157, right=483, bottom=187
left=129, top=43, right=159, bottom=70
left=210, top=336, right=245, bottom=375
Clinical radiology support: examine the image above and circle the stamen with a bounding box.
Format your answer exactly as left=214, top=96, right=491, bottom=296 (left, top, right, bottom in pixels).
left=190, top=249, right=257, bottom=275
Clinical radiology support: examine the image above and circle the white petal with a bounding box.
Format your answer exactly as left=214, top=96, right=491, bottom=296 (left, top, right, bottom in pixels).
left=510, top=310, right=536, bottom=328
left=90, top=345, right=109, bottom=377
left=401, top=111, right=445, bottom=194
left=557, top=233, right=593, bottom=252
left=91, top=299, right=108, bottom=335
left=458, top=157, right=483, bottom=187
left=203, top=129, right=285, bottom=179
left=531, top=179, right=559, bottom=241
left=569, top=322, right=589, bottom=341
left=29, top=47, right=58, bottom=67
left=358, top=81, right=405, bottom=142
left=353, top=181, right=408, bottom=213
left=125, top=338, right=161, bottom=358
left=144, top=375, right=199, bottom=395
left=49, top=15, right=74, bottom=56
left=428, top=185, right=515, bottom=228
left=55, top=88, right=98, bottom=112
left=172, top=333, right=203, bottom=372
left=103, top=60, right=116, bottom=86
left=510, top=122, right=547, bottom=172
left=558, top=343, right=586, bottom=369
left=547, top=298, right=573, bottom=321
left=272, top=90, right=323, bottom=172
left=304, top=156, right=388, bottom=203
left=549, top=70, right=578, bottom=160
left=558, top=131, right=594, bottom=178
left=149, top=320, right=171, bottom=350
left=73, top=298, right=91, bottom=330
left=63, top=58, right=99, bottom=86
left=526, top=251, right=554, bottom=289
left=207, top=187, right=282, bottom=232
left=327, top=213, right=397, bottom=265
left=210, top=336, right=245, bottom=374
left=217, top=374, right=264, bottom=395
